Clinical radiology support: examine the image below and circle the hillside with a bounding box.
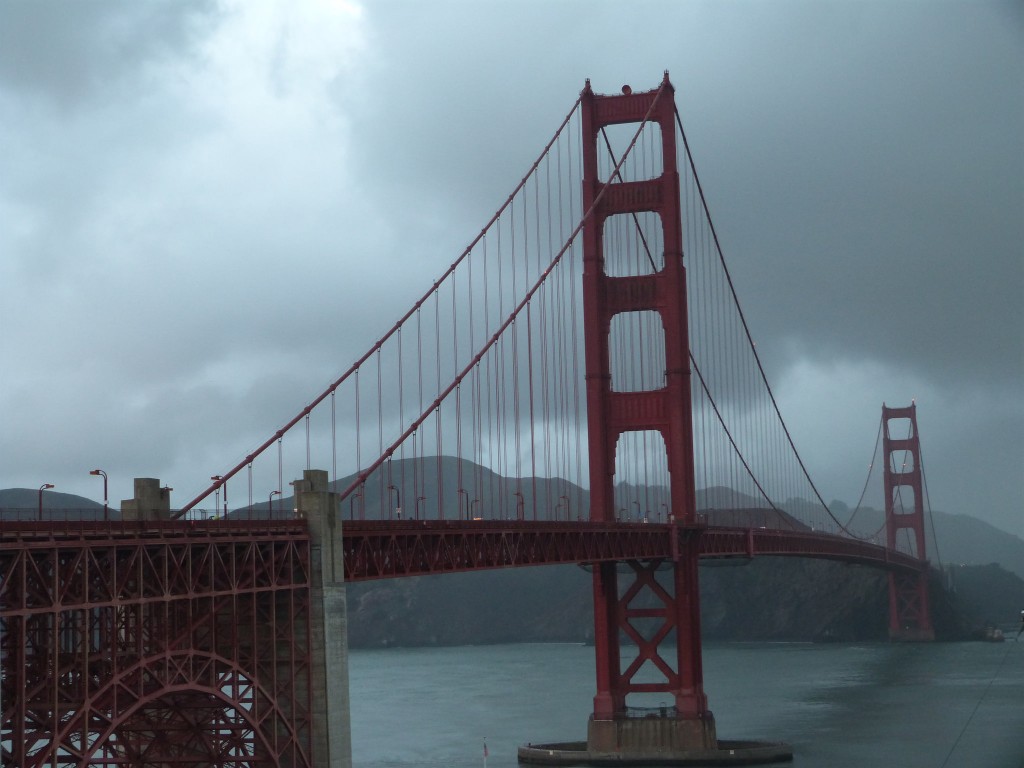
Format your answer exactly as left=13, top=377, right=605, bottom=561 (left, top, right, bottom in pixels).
left=0, top=488, right=107, bottom=520
left=345, top=558, right=1024, bottom=648
left=832, top=502, right=1024, bottom=580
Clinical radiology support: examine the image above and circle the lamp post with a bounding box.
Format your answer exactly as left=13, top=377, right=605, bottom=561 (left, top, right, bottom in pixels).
left=513, top=491, right=524, bottom=521
left=416, top=496, right=426, bottom=520
left=89, top=469, right=108, bottom=521
left=38, top=483, right=54, bottom=521
left=211, top=476, right=222, bottom=519
left=560, top=495, right=570, bottom=521
left=388, top=485, right=401, bottom=520
left=269, top=490, right=281, bottom=518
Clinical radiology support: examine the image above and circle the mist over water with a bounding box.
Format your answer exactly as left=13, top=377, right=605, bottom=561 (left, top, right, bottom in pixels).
left=350, top=641, right=1023, bottom=768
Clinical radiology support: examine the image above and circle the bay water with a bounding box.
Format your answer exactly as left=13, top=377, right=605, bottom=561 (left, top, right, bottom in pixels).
left=350, top=640, right=1023, bottom=768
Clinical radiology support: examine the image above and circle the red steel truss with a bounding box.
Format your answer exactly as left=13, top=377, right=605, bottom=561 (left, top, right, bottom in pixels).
left=0, top=517, right=929, bottom=762
left=339, top=519, right=927, bottom=580
left=883, top=403, right=935, bottom=640
left=341, top=520, right=679, bottom=579
left=0, top=521, right=313, bottom=767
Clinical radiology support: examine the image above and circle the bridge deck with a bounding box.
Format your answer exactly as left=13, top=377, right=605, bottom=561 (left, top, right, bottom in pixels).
left=1, top=519, right=926, bottom=582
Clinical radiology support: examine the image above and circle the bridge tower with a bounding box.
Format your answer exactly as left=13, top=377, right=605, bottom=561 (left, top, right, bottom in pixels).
left=580, top=74, right=716, bottom=756
left=883, top=403, right=935, bottom=641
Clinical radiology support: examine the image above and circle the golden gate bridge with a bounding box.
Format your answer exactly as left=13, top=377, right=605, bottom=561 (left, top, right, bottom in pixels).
left=1, top=74, right=936, bottom=766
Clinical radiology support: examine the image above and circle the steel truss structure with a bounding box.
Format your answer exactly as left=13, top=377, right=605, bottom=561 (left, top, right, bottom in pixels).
left=342, top=520, right=681, bottom=579
left=0, top=522, right=313, bottom=767
left=339, top=519, right=928, bottom=580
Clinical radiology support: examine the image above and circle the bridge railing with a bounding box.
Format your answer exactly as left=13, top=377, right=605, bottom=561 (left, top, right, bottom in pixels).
left=0, top=507, right=307, bottom=540
left=0, top=507, right=296, bottom=521
left=3, top=500, right=904, bottom=559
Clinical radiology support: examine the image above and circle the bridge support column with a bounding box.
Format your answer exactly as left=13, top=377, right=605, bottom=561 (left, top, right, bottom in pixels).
left=882, top=404, right=934, bottom=642
left=532, top=75, right=790, bottom=766
left=588, top=541, right=716, bottom=758
left=120, top=477, right=172, bottom=519
left=297, top=469, right=353, bottom=768
left=579, top=73, right=718, bottom=756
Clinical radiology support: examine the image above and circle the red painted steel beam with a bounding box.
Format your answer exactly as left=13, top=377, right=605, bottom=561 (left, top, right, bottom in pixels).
left=2, top=518, right=928, bottom=763
left=338, top=520, right=929, bottom=581
left=1, top=519, right=927, bottom=582
left=1, top=524, right=314, bottom=767
left=339, top=520, right=672, bottom=580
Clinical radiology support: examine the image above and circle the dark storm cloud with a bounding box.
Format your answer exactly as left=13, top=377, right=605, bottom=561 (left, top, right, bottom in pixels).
left=0, top=0, right=217, bottom=107
left=352, top=1, right=1022, bottom=393
left=689, top=3, right=1024, bottom=391
left=0, top=1, right=1020, bottom=538
left=345, top=0, right=1022, bottom=535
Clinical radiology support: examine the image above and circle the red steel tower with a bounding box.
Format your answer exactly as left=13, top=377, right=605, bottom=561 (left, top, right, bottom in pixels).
left=883, top=403, right=935, bottom=641
left=580, top=74, right=716, bottom=754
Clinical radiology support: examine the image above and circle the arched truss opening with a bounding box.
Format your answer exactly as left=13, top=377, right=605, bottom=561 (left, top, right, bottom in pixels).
left=32, top=650, right=311, bottom=768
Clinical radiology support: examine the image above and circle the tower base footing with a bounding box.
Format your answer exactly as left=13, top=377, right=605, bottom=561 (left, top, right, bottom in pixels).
left=588, top=712, right=718, bottom=753
left=518, top=739, right=792, bottom=766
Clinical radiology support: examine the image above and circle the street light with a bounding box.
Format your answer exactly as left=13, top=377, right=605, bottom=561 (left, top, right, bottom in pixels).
left=38, top=483, right=54, bottom=521
left=513, top=491, right=524, bottom=521
left=269, top=490, right=281, bottom=518
left=211, top=476, right=222, bottom=519
left=89, top=469, right=108, bottom=521
left=388, top=485, right=401, bottom=520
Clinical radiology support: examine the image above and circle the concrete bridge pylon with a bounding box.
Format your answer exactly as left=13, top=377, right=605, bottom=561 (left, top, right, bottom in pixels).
left=296, top=468, right=353, bottom=768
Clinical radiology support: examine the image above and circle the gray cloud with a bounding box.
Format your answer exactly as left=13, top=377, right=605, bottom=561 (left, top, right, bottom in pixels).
left=0, top=1, right=216, bottom=107
left=1, top=1, right=1020, bottom=538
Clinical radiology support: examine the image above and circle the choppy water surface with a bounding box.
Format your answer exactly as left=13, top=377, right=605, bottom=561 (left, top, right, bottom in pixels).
left=350, top=641, right=1023, bottom=768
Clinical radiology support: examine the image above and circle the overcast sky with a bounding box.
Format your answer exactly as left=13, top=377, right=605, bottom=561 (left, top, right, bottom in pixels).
left=1, top=1, right=1021, bottom=538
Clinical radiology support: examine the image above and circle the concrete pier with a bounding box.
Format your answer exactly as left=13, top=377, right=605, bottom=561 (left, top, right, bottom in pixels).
left=297, top=469, right=353, bottom=768
left=518, top=738, right=793, bottom=766
left=120, top=478, right=172, bottom=519
left=521, top=708, right=790, bottom=766
left=587, top=711, right=717, bottom=756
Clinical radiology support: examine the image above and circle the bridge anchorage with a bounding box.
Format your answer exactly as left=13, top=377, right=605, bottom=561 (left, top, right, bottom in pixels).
left=520, top=75, right=791, bottom=766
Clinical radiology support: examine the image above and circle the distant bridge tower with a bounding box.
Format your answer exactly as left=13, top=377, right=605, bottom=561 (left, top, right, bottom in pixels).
left=883, top=403, right=935, bottom=641
left=580, top=74, right=716, bottom=756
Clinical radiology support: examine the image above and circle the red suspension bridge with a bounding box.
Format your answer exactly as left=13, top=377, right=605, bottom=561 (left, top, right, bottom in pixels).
left=1, top=74, right=937, bottom=766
